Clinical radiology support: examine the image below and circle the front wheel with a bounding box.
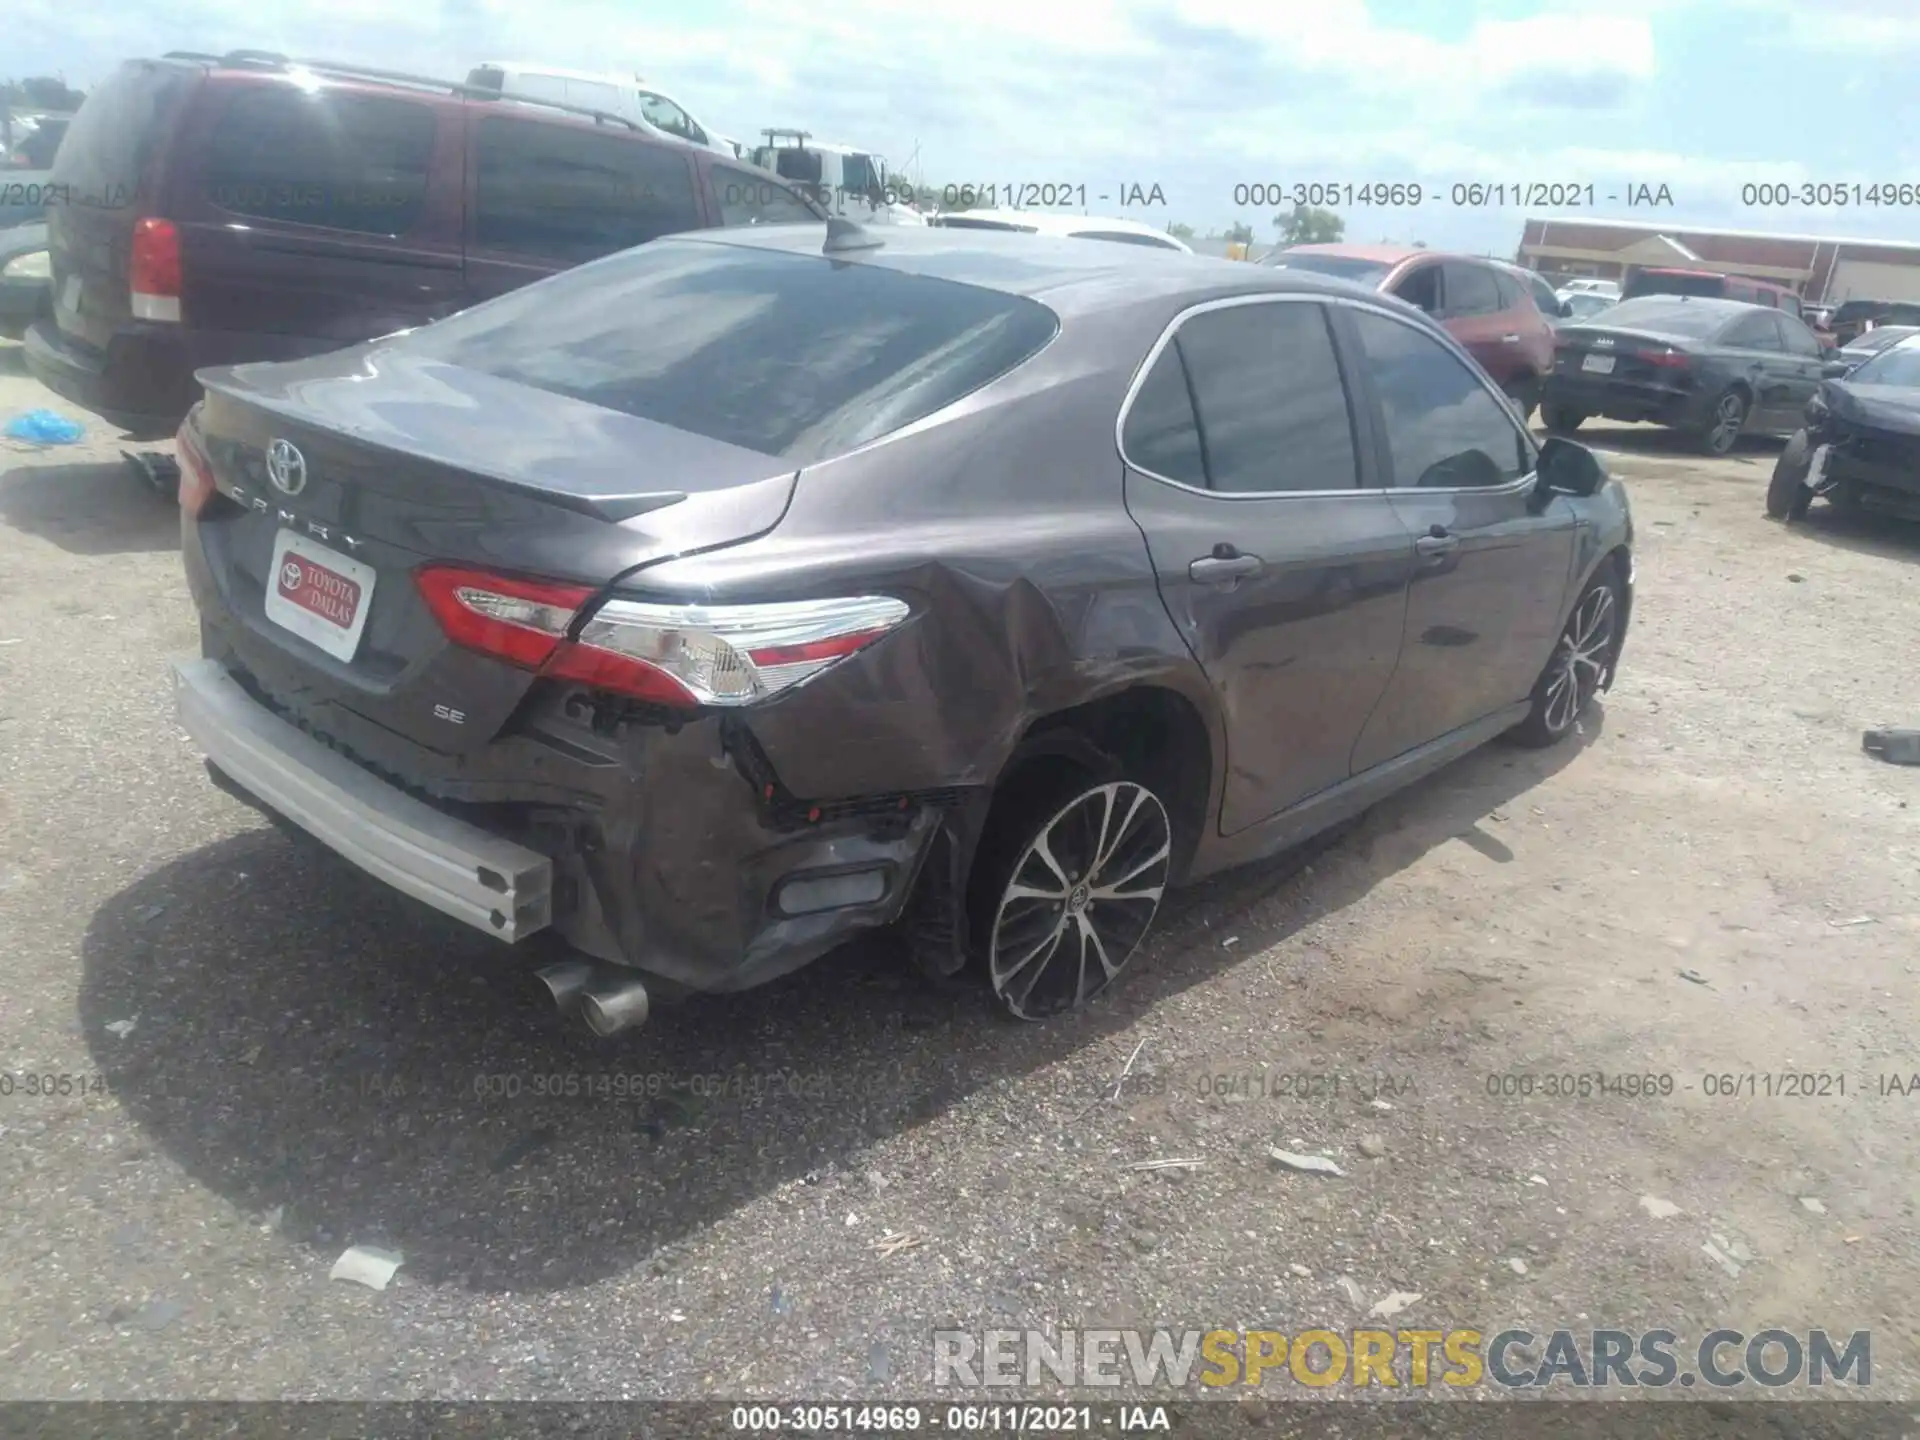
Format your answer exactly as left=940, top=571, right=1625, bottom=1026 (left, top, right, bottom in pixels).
left=1508, top=569, right=1622, bottom=749
left=1765, top=429, right=1815, bottom=520
left=1504, top=376, right=1542, bottom=422
left=971, top=771, right=1173, bottom=1021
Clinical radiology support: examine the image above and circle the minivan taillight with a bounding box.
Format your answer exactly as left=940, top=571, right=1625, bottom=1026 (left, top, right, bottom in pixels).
left=414, top=566, right=910, bottom=709
left=130, top=218, right=182, bottom=322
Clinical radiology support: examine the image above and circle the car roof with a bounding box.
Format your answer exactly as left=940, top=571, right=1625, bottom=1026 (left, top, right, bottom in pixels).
left=678, top=223, right=1398, bottom=316
left=1638, top=266, right=1788, bottom=290
left=473, top=61, right=632, bottom=84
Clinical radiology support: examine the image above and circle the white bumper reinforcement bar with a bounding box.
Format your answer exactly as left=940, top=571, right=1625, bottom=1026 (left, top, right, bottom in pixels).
left=171, top=657, right=553, bottom=941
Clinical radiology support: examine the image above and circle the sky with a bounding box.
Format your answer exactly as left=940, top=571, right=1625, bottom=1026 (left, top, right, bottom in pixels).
left=11, top=0, right=1920, bottom=253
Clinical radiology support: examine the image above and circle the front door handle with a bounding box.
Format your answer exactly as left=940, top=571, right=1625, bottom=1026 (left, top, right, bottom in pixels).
left=1189, top=553, right=1264, bottom=584
left=1501, top=333, right=1521, bottom=343
left=1415, top=527, right=1459, bottom=558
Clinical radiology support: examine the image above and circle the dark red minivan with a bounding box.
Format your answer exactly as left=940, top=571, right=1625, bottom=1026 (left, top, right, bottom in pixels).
left=1262, top=244, right=1558, bottom=414
left=26, top=52, right=824, bottom=438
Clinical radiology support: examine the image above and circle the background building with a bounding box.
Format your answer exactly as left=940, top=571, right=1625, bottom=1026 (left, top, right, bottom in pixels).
left=1517, top=216, right=1920, bottom=304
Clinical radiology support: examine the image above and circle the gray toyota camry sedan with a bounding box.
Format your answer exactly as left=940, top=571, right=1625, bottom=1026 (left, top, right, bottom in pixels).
left=171, top=221, right=1633, bottom=1031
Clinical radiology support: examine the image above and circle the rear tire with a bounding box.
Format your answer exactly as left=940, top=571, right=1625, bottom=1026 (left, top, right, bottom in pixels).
left=1508, top=568, right=1623, bottom=749
left=1540, top=403, right=1586, bottom=434
left=967, top=756, right=1172, bottom=1022
left=1696, top=389, right=1749, bottom=456
left=1765, top=430, right=1815, bottom=520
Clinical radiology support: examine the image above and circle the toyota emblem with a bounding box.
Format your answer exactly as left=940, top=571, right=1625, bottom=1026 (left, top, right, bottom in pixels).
left=266, top=439, right=308, bottom=496
left=281, top=560, right=303, bottom=590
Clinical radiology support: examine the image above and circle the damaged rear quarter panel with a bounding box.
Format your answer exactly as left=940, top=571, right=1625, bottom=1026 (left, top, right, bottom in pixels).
left=626, top=305, right=1222, bottom=801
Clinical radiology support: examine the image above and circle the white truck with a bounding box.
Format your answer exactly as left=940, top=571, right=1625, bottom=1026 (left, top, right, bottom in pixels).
left=749, top=130, right=924, bottom=225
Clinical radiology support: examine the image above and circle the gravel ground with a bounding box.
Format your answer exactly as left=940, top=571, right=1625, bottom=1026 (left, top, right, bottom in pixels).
left=1, top=351, right=1916, bottom=1408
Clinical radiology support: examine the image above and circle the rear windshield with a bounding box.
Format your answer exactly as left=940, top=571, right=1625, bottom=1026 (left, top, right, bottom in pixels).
left=49, top=60, right=192, bottom=208
left=1845, top=327, right=1919, bottom=355
left=399, top=238, right=1061, bottom=463
left=1582, top=297, right=1729, bottom=338
left=1264, top=252, right=1394, bottom=286
left=1624, top=271, right=1726, bottom=300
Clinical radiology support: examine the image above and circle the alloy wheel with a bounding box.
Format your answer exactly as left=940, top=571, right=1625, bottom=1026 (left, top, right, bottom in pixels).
left=1540, top=583, right=1617, bottom=736
left=987, top=781, right=1172, bottom=1020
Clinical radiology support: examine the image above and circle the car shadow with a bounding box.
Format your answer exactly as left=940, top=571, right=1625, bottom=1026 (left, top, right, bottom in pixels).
left=0, top=343, right=28, bottom=377
left=0, top=458, right=180, bottom=555
left=79, top=712, right=1602, bottom=1294
left=1550, top=422, right=1789, bottom=465
left=1781, top=503, right=1920, bottom=562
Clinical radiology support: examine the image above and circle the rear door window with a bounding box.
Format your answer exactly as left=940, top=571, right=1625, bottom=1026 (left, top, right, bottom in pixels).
left=708, top=164, right=820, bottom=226
left=205, top=87, right=435, bottom=236
left=473, top=117, right=703, bottom=263
left=1168, top=301, right=1360, bottom=494
left=400, top=239, right=1060, bottom=463
left=49, top=60, right=194, bottom=208
left=1774, top=313, right=1822, bottom=356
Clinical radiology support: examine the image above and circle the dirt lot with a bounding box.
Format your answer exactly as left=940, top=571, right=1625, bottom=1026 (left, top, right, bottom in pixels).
left=1, top=348, right=1916, bottom=1409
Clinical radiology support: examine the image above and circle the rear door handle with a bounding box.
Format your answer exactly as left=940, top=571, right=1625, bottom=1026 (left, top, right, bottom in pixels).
left=1189, top=553, right=1264, bottom=584
left=1415, top=529, right=1459, bottom=558
left=1501, top=333, right=1521, bottom=343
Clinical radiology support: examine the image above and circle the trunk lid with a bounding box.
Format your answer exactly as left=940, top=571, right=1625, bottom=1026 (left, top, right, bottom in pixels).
left=192, top=349, right=800, bottom=756
left=1553, top=324, right=1694, bottom=385
left=45, top=59, right=197, bottom=353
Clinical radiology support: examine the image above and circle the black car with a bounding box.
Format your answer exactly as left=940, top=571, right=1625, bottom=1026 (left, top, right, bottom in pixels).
left=170, top=224, right=1632, bottom=1034
left=1830, top=325, right=1920, bottom=374
left=1766, top=336, right=1920, bottom=523
left=1541, top=295, right=1828, bottom=455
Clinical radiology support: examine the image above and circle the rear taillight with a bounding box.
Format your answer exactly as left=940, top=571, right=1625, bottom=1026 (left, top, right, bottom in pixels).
left=176, top=418, right=217, bottom=516
left=414, top=566, right=909, bottom=709
left=129, top=217, right=182, bottom=322
left=1639, top=347, right=1690, bottom=367
left=415, top=567, right=594, bottom=670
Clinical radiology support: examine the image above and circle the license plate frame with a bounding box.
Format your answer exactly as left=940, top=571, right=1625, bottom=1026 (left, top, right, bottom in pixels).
left=262, top=530, right=377, bottom=663
left=1581, top=353, right=1616, bottom=375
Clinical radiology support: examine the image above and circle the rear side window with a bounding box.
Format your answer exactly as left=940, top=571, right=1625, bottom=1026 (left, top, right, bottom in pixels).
left=474, top=118, right=702, bottom=263
left=1122, top=347, right=1206, bottom=487
left=205, top=88, right=435, bottom=236
left=50, top=60, right=193, bottom=208
left=399, top=240, right=1060, bottom=464
left=708, top=164, right=819, bottom=226
left=1168, top=301, right=1359, bottom=494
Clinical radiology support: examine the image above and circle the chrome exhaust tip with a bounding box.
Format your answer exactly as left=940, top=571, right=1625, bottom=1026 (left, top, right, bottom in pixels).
left=536, top=959, right=598, bottom=1013
left=580, top=974, right=650, bottom=1037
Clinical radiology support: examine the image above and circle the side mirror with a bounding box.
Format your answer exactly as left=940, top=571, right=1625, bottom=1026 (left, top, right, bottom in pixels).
left=1821, top=360, right=1850, bottom=378
left=1558, top=300, right=1572, bottom=318
left=1535, top=435, right=1604, bottom=499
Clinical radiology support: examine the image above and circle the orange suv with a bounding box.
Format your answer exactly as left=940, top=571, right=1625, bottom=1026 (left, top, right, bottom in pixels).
left=1263, top=245, right=1557, bottom=415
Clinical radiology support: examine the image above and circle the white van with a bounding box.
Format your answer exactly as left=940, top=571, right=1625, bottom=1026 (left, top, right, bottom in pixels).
left=748, top=131, right=922, bottom=224
left=465, top=63, right=740, bottom=158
